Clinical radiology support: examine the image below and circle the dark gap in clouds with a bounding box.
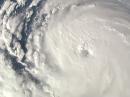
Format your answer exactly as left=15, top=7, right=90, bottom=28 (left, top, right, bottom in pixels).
left=4, top=49, right=25, bottom=74
left=19, top=0, right=46, bottom=62
left=0, top=0, right=4, bottom=9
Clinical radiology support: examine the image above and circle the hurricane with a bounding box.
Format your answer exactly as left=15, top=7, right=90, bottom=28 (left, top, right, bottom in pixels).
left=0, top=0, right=130, bottom=97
